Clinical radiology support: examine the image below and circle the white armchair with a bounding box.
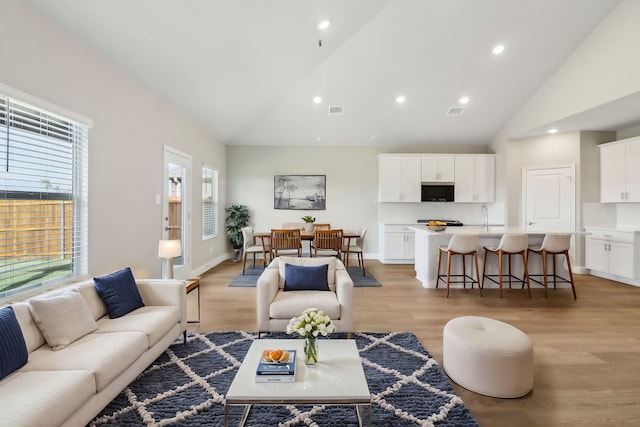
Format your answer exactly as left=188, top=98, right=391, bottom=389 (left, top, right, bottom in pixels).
left=256, top=256, right=353, bottom=335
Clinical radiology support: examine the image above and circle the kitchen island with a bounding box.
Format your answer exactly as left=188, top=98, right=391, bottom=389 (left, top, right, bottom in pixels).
left=410, top=226, right=574, bottom=289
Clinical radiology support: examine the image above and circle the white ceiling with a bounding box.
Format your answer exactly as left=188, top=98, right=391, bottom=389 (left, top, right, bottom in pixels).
left=24, top=0, right=627, bottom=147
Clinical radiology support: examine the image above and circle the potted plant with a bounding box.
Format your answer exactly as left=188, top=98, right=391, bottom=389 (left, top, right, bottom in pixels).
left=225, top=204, right=251, bottom=262
left=301, top=215, right=316, bottom=232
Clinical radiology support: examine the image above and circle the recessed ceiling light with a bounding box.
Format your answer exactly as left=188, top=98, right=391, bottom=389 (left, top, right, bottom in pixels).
left=318, top=20, right=330, bottom=30
left=548, top=128, right=558, bottom=134
left=313, top=96, right=322, bottom=104
left=396, top=95, right=406, bottom=104
left=459, top=96, right=469, bottom=104
left=492, top=44, right=505, bottom=55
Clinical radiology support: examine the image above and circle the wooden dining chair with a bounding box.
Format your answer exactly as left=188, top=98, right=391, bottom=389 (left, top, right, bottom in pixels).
left=313, top=229, right=343, bottom=258
left=270, top=229, right=302, bottom=257
left=309, top=224, right=331, bottom=254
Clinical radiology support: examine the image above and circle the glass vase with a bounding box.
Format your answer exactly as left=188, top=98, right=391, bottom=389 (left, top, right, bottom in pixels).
left=304, top=337, right=319, bottom=365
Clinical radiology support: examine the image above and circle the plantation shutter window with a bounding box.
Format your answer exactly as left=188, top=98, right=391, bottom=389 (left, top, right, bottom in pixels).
left=0, top=92, right=90, bottom=299
left=202, top=165, right=218, bottom=239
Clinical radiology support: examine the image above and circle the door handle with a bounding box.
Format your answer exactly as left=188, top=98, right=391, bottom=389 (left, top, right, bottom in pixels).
left=528, top=222, right=536, bottom=225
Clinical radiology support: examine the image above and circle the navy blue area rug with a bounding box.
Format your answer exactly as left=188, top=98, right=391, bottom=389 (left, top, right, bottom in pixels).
left=89, top=331, right=478, bottom=426
left=228, top=266, right=381, bottom=287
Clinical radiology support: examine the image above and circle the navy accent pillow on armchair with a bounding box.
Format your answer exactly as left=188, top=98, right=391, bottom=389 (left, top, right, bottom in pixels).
left=284, top=264, right=330, bottom=291
left=94, top=267, right=145, bottom=318
left=0, top=306, right=28, bottom=380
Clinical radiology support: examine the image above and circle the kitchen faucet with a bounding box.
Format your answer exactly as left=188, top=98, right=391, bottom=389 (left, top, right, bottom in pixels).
left=481, top=205, right=489, bottom=231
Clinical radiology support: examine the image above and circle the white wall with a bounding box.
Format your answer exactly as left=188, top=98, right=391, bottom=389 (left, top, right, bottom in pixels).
left=227, top=145, right=380, bottom=253
left=0, top=0, right=228, bottom=278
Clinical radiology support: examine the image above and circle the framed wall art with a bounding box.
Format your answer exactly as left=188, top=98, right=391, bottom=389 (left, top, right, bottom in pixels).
left=274, top=175, right=326, bottom=210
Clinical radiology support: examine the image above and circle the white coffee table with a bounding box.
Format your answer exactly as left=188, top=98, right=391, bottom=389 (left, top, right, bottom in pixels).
left=225, top=339, right=371, bottom=426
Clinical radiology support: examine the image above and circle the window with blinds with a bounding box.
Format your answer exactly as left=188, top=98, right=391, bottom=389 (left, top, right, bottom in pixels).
left=0, top=94, right=89, bottom=299
left=202, top=165, right=218, bottom=239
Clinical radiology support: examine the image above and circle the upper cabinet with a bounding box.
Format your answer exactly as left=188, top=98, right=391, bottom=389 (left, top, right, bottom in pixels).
left=600, top=136, right=640, bottom=203
left=378, top=153, right=495, bottom=203
left=454, top=155, right=495, bottom=203
left=421, top=155, right=455, bottom=182
left=378, top=155, right=421, bottom=202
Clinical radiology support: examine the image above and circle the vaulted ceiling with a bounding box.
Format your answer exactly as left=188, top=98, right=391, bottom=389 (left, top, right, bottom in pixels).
left=24, top=0, right=624, bottom=146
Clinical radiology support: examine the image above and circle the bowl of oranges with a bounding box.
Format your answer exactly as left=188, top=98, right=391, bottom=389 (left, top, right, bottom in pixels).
left=427, top=221, right=447, bottom=232
left=262, top=349, right=291, bottom=363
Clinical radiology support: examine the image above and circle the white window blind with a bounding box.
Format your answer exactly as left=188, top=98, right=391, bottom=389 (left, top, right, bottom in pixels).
left=202, top=165, right=218, bottom=239
left=0, top=94, right=89, bottom=299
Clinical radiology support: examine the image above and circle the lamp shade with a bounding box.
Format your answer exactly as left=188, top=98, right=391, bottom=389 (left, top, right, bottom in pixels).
left=158, top=239, right=181, bottom=258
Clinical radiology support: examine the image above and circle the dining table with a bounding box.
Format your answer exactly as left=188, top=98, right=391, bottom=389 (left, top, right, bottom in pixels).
left=254, top=230, right=361, bottom=268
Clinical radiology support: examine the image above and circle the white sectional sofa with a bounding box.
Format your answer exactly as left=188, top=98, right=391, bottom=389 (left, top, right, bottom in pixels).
left=0, top=273, right=186, bottom=427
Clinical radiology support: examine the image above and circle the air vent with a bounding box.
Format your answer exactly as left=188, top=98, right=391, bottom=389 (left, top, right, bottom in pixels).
left=447, top=106, right=465, bottom=116
left=328, top=106, right=344, bottom=115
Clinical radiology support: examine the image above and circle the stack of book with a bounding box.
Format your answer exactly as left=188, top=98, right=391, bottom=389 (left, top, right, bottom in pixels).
left=255, top=349, right=297, bottom=383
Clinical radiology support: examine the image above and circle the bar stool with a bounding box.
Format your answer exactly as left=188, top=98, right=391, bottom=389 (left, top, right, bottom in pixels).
left=527, top=234, right=576, bottom=300
left=482, top=233, right=531, bottom=298
left=436, top=234, right=482, bottom=298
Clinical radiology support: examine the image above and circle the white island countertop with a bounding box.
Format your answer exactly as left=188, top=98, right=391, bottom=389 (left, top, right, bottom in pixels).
left=410, top=226, right=581, bottom=288
left=408, top=225, right=584, bottom=236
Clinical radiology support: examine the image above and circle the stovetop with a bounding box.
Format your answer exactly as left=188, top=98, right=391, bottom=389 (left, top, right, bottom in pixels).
left=417, top=219, right=464, bottom=226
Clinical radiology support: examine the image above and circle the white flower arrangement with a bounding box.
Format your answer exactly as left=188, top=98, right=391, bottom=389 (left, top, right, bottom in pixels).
left=286, top=307, right=335, bottom=339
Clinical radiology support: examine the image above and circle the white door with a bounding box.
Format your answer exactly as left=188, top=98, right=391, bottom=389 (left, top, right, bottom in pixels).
left=523, top=166, right=575, bottom=232
left=162, top=146, right=192, bottom=280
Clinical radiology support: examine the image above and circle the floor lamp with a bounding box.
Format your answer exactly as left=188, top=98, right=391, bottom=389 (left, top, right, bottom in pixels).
left=158, top=239, right=181, bottom=279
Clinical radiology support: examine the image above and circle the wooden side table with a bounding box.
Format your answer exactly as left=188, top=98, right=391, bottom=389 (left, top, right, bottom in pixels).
left=185, top=278, right=200, bottom=323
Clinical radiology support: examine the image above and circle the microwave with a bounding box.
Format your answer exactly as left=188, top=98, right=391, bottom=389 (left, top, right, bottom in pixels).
left=421, top=183, right=455, bottom=202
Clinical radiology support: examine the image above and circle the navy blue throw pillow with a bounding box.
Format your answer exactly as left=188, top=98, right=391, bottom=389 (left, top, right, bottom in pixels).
left=94, top=267, right=144, bottom=319
left=0, top=306, right=29, bottom=380
left=284, top=264, right=330, bottom=291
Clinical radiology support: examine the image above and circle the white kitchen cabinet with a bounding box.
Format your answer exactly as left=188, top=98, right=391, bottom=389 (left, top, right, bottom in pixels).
left=378, top=224, right=415, bottom=264
left=585, top=227, right=638, bottom=284
left=421, top=155, right=455, bottom=182
left=378, top=155, right=421, bottom=202
left=454, top=155, right=495, bottom=203
left=600, top=136, right=640, bottom=203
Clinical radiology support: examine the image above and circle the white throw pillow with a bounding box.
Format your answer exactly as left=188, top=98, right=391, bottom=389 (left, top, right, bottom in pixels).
left=28, top=289, right=98, bottom=350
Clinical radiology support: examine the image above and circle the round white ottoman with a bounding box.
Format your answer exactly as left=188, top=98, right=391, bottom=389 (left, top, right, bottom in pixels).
left=443, top=316, right=533, bottom=398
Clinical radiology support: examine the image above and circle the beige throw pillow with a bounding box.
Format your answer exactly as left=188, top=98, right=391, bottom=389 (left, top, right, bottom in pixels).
left=28, top=289, right=98, bottom=350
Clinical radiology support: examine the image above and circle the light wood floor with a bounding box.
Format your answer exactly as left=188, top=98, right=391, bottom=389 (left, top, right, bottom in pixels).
left=187, top=259, right=640, bottom=427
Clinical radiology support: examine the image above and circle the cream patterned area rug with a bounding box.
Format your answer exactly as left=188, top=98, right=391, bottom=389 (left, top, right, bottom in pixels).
left=89, top=331, right=478, bottom=426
